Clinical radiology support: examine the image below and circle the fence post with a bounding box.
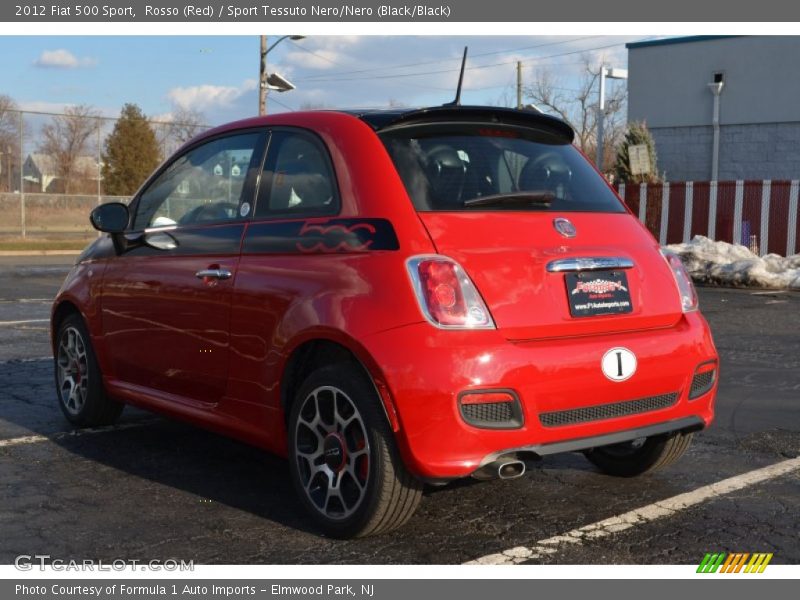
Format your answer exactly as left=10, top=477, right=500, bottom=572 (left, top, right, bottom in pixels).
left=733, top=180, right=744, bottom=246
left=18, top=110, right=25, bottom=238
left=638, top=183, right=647, bottom=224
left=659, top=182, right=670, bottom=245
left=708, top=181, right=718, bottom=240
left=759, top=180, right=771, bottom=256
left=96, top=122, right=102, bottom=237
left=788, top=180, right=798, bottom=257
left=683, top=181, right=693, bottom=243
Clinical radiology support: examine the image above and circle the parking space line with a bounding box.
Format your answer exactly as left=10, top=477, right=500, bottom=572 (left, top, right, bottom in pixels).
left=0, top=319, right=50, bottom=326
left=464, top=456, right=800, bottom=565
left=0, top=420, right=159, bottom=448
left=0, top=434, right=49, bottom=447
left=0, top=356, right=52, bottom=364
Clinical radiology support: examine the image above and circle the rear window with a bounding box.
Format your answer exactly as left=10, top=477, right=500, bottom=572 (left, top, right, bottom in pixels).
left=380, top=123, right=625, bottom=213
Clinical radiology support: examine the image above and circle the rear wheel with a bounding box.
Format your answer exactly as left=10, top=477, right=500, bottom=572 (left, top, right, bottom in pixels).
left=583, top=432, right=693, bottom=477
left=288, top=364, right=422, bottom=538
left=55, top=313, right=123, bottom=427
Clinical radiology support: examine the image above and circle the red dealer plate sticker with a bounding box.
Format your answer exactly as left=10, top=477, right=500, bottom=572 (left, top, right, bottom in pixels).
left=565, top=271, right=633, bottom=317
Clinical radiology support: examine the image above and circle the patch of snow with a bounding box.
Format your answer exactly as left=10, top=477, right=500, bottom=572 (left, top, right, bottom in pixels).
left=665, top=236, right=800, bottom=290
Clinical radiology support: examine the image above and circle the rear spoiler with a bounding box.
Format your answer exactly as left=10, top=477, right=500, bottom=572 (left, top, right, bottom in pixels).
left=360, top=105, right=574, bottom=144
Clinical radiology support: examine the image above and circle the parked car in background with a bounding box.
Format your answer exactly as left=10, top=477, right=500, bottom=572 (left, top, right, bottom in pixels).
left=52, top=106, right=718, bottom=537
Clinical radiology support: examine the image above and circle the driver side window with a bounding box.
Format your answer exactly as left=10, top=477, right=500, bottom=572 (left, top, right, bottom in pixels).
left=134, top=132, right=261, bottom=230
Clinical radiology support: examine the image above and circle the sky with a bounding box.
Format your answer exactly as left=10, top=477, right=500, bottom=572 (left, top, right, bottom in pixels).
left=0, top=35, right=651, bottom=126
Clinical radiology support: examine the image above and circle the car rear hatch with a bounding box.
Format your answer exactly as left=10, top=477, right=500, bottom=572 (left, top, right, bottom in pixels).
left=375, top=107, right=683, bottom=340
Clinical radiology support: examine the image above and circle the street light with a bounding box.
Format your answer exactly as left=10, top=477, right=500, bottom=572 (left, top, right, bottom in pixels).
left=596, top=66, right=628, bottom=171
left=259, top=35, right=305, bottom=115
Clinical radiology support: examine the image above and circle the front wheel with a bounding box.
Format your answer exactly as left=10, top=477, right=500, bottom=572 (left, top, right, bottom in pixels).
left=287, top=364, right=422, bottom=538
left=583, top=431, right=693, bottom=477
left=55, top=313, right=123, bottom=427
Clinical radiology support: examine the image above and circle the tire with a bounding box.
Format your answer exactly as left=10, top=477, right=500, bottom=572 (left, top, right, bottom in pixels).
left=54, top=313, right=123, bottom=427
left=287, top=363, right=422, bottom=538
left=583, top=431, right=693, bottom=477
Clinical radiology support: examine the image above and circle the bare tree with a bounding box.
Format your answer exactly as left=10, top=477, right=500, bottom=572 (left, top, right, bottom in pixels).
left=39, top=104, right=101, bottom=194
left=166, top=106, right=207, bottom=144
left=154, top=106, right=208, bottom=157
left=0, top=95, right=21, bottom=192
left=525, top=57, right=627, bottom=171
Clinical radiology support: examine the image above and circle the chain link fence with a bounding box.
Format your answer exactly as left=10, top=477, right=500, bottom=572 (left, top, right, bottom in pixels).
left=0, top=108, right=209, bottom=239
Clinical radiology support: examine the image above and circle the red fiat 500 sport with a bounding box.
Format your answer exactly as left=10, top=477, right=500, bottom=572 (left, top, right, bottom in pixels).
left=52, top=106, right=718, bottom=537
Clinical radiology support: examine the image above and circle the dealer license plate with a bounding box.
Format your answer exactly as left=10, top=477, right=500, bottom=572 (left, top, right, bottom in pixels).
left=565, top=270, right=633, bottom=317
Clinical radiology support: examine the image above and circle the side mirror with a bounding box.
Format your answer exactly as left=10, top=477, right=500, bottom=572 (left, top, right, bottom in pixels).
left=90, top=202, right=129, bottom=234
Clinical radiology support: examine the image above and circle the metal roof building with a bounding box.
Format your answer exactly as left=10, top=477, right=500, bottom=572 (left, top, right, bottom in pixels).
left=626, top=35, right=800, bottom=181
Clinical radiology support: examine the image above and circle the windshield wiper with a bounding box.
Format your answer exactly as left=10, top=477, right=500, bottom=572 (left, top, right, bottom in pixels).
left=463, top=191, right=554, bottom=208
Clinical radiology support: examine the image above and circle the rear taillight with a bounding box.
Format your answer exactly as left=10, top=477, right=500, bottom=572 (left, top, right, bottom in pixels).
left=406, top=255, right=494, bottom=329
left=661, top=250, right=698, bottom=312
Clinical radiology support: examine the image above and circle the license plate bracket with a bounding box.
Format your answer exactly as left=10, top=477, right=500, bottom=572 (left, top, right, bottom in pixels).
left=565, top=270, right=633, bottom=317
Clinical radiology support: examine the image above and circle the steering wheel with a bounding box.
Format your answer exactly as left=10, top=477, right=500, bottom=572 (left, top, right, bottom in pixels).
left=178, top=202, right=239, bottom=225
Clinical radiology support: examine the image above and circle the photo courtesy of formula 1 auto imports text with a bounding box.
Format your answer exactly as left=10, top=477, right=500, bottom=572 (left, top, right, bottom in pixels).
left=0, top=0, right=798, bottom=597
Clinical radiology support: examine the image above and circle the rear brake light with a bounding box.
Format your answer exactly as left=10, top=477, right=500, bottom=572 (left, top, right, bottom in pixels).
left=661, top=250, right=698, bottom=312
left=406, top=255, right=495, bottom=329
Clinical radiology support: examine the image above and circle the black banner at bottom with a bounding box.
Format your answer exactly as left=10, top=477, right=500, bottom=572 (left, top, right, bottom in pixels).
left=3, top=579, right=795, bottom=600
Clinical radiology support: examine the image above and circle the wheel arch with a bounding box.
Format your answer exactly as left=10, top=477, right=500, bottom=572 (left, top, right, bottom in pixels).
left=50, top=299, right=83, bottom=352
left=279, top=333, right=401, bottom=434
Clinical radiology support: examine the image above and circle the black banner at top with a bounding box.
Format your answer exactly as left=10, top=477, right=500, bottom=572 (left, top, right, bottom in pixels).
left=2, top=0, right=799, bottom=22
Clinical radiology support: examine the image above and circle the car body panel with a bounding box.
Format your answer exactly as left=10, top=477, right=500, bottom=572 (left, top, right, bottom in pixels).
left=416, top=211, right=684, bottom=340
left=361, top=312, right=717, bottom=478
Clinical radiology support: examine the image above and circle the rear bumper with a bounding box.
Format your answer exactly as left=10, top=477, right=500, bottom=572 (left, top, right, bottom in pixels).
left=362, top=312, right=718, bottom=479
left=478, top=415, right=704, bottom=465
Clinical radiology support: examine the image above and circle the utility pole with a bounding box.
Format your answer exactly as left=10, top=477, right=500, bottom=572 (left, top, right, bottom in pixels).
left=597, top=66, right=606, bottom=169
left=596, top=66, right=628, bottom=172
left=259, top=35, right=268, bottom=116
left=516, top=61, right=523, bottom=109
left=259, top=34, right=305, bottom=115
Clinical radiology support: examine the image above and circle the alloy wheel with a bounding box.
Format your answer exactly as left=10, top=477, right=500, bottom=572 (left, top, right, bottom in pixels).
left=56, top=326, right=89, bottom=416
left=293, top=385, right=371, bottom=521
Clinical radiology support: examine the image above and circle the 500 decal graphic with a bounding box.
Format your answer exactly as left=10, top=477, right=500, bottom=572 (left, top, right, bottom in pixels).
left=297, top=221, right=377, bottom=253
left=243, top=219, right=400, bottom=254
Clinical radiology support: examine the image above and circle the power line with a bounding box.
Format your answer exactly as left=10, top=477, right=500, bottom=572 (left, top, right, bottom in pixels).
left=268, top=96, right=296, bottom=112
left=286, top=39, right=344, bottom=67
left=295, top=39, right=644, bottom=85
left=297, top=35, right=608, bottom=81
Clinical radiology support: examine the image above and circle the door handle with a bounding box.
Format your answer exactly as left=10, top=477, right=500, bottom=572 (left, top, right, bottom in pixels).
left=195, top=268, right=232, bottom=280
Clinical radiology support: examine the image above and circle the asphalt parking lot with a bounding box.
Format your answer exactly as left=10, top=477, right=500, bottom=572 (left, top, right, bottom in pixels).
left=0, top=255, right=798, bottom=565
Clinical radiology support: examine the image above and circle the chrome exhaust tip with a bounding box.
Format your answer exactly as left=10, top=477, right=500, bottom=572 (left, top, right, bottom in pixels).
left=497, top=460, right=525, bottom=480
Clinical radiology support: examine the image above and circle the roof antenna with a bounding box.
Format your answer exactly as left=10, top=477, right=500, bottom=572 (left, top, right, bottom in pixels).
left=444, top=46, right=468, bottom=106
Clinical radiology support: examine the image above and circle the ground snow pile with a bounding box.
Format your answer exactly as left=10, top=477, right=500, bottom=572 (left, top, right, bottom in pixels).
left=666, top=235, right=800, bottom=290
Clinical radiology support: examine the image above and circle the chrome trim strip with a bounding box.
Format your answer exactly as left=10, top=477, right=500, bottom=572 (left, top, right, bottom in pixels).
left=546, top=256, right=634, bottom=272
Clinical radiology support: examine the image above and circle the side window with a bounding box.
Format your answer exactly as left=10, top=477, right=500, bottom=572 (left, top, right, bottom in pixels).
left=255, top=130, right=339, bottom=218
left=134, top=132, right=261, bottom=230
